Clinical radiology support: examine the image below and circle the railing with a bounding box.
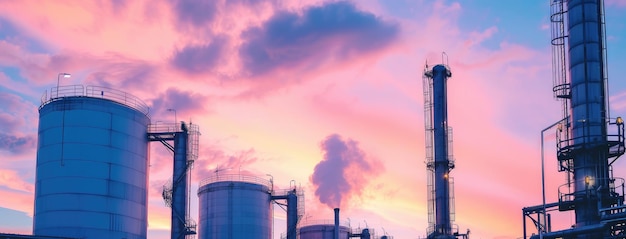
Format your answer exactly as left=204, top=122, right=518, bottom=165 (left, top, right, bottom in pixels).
left=550, top=0, right=569, bottom=100
left=558, top=177, right=625, bottom=205
left=85, top=86, right=149, bottom=114
left=298, top=219, right=349, bottom=228
left=426, top=223, right=461, bottom=238
left=556, top=118, right=625, bottom=160
left=198, top=174, right=271, bottom=189
left=187, top=124, right=200, bottom=163
left=350, top=228, right=376, bottom=238
left=147, top=122, right=182, bottom=133
left=40, top=84, right=150, bottom=115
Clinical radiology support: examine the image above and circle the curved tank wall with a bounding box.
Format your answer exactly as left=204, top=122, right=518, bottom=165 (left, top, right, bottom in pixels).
left=33, top=91, right=150, bottom=239
left=197, top=175, right=272, bottom=239
left=298, top=224, right=350, bottom=239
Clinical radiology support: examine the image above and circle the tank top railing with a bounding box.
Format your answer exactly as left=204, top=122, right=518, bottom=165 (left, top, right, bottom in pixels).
left=48, top=85, right=85, bottom=101
left=198, top=174, right=271, bottom=188
left=298, top=219, right=349, bottom=228
left=41, top=84, right=150, bottom=115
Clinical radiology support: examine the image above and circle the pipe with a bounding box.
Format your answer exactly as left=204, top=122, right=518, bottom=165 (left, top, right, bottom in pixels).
left=172, top=126, right=190, bottom=239
left=334, top=208, right=340, bottom=239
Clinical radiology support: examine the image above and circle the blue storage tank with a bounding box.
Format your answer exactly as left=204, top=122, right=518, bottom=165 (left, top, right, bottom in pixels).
left=33, top=85, right=150, bottom=239
left=197, top=174, right=272, bottom=239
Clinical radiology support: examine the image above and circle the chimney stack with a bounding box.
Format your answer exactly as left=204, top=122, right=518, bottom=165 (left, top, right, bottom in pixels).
left=334, top=208, right=340, bottom=239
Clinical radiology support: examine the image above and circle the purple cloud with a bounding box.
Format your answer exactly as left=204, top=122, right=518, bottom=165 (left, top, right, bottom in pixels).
left=148, top=87, right=212, bottom=118
left=0, top=133, right=35, bottom=155
left=170, top=0, right=218, bottom=28
left=170, top=36, right=228, bottom=74
left=239, top=1, right=399, bottom=75
left=84, top=55, right=158, bottom=90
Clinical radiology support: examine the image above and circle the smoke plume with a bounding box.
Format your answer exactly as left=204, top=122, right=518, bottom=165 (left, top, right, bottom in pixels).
left=310, top=134, right=384, bottom=208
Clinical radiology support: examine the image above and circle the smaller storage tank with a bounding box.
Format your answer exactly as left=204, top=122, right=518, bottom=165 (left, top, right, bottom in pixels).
left=298, top=223, right=350, bottom=239
left=197, top=174, right=272, bottom=239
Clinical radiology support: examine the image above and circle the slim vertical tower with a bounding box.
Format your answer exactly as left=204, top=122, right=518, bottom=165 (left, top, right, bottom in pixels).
left=423, top=63, right=468, bottom=239
left=270, top=187, right=304, bottom=239
left=148, top=122, right=200, bottom=239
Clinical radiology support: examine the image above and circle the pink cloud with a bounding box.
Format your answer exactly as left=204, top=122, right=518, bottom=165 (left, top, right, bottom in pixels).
left=0, top=189, right=34, bottom=217
left=147, top=88, right=213, bottom=119
left=193, top=146, right=261, bottom=183
left=0, top=169, right=34, bottom=193
left=0, top=1, right=179, bottom=59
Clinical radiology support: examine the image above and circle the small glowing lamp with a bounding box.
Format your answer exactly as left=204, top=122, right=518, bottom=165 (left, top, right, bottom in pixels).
left=616, top=117, right=623, bottom=125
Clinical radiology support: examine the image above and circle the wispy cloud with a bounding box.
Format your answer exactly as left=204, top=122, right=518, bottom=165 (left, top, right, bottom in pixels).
left=169, top=0, right=219, bottom=29
left=170, top=36, right=229, bottom=74
left=0, top=134, right=35, bottom=155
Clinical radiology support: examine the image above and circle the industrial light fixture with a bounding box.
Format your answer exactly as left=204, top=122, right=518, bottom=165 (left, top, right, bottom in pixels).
left=617, top=117, right=624, bottom=126
left=56, top=73, right=71, bottom=98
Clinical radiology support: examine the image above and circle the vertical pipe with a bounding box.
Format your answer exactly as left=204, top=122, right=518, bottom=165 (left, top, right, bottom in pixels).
left=172, top=126, right=189, bottom=239
left=432, top=64, right=452, bottom=236
left=286, top=190, right=298, bottom=239
left=334, top=208, right=340, bottom=239
left=523, top=210, right=527, bottom=239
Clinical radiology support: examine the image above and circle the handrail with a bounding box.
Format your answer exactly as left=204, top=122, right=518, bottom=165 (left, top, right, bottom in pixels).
left=148, top=122, right=183, bottom=133
left=40, top=84, right=150, bottom=115
left=298, top=219, right=349, bottom=228
left=556, top=119, right=625, bottom=158
left=86, top=85, right=149, bottom=115
left=558, top=177, right=625, bottom=204
left=198, top=174, right=271, bottom=189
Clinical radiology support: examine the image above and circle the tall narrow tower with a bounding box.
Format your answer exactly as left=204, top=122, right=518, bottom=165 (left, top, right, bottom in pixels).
left=148, top=122, right=200, bottom=239
left=423, top=63, right=469, bottom=239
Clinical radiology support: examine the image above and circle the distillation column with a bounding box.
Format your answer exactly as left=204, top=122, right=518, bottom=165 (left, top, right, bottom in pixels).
left=424, top=64, right=454, bottom=239
left=569, top=0, right=609, bottom=229
left=523, top=0, right=626, bottom=238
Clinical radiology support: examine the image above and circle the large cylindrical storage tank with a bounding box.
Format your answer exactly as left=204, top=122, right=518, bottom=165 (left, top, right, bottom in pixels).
left=197, top=174, right=272, bottom=239
left=33, top=86, right=150, bottom=239
left=298, top=224, right=350, bottom=239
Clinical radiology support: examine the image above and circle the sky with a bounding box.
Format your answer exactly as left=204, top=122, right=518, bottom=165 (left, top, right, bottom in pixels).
left=1, top=0, right=626, bottom=238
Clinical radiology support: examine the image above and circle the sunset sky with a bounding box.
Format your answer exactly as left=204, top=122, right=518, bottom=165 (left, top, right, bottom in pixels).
left=2, top=0, right=626, bottom=238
